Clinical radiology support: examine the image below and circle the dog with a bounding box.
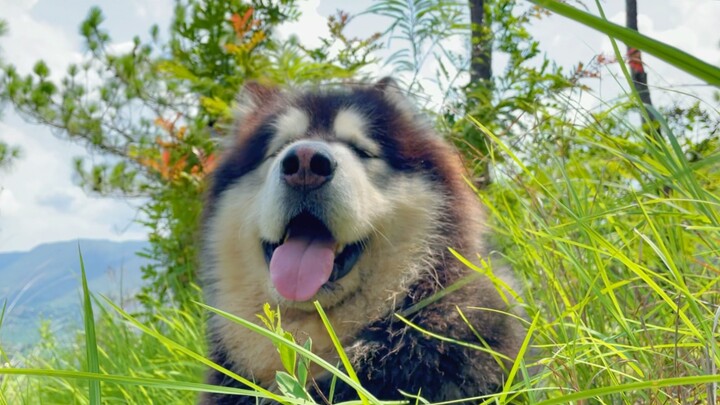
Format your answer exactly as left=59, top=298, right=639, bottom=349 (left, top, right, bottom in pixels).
left=199, top=78, right=523, bottom=404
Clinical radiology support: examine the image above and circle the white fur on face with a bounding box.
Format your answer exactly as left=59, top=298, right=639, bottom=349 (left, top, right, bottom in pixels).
left=206, top=100, right=450, bottom=310
left=267, top=108, right=310, bottom=156
left=333, top=109, right=381, bottom=157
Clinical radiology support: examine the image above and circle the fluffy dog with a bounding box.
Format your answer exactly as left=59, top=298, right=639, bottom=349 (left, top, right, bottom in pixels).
left=199, top=78, right=523, bottom=404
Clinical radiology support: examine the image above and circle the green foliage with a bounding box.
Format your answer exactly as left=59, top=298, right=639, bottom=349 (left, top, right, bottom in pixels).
left=79, top=248, right=101, bottom=404
left=1, top=304, right=209, bottom=403
left=0, top=143, right=20, bottom=171
left=477, top=95, right=720, bottom=402
left=1, top=255, right=208, bottom=403
left=369, top=1, right=575, bottom=184
left=454, top=2, right=573, bottom=184
left=199, top=301, right=383, bottom=404
left=663, top=101, right=720, bottom=165
left=0, top=19, right=21, bottom=172
left=367, top=0, right=467, bottom=95
left=257, top=304, right=315, bottom=403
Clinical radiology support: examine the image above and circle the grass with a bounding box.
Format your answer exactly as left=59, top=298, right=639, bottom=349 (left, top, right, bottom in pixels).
left=79, top=248, right=100, bottom=404
left=1, top=6, right=719, bottom=402
left=480, top=111, right=720, bottom=403
left=1, top=288, right=209, bottom=403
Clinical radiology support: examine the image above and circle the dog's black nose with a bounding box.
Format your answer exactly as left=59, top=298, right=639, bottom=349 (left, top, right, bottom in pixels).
left=280, top=143, right=336, bottom=190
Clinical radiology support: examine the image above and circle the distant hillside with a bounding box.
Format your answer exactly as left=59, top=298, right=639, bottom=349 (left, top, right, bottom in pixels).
left=0, top=239, right=151, bottom=351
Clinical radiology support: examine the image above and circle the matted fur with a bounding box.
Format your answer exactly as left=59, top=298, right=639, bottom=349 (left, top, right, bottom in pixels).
left=199, top=79, right=523, bottom=404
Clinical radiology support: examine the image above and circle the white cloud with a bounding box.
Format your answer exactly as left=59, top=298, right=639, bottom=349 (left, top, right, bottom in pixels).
left=35, top=189, right=77, bottom=213
left=276, top=0, right=330, bottom=49
left=0, top=0, right=149, bottom=252
left=129, top=0, right=172, bottom=21
left=0, top=0, right=82, bottom=79
left=0, top=188, right=21, bottom=216
left=0, top=120, right=146, bottom=252
left=107, top=40, right=135, bottom=55
left=0, top=0, right=38, bottom=12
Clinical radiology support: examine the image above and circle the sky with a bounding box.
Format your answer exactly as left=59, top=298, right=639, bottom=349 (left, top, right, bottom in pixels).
left=0, top=0, right=718, bottom=253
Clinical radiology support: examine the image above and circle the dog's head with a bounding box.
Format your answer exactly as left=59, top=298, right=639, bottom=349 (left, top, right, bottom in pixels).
left=203, top=78, right=476, bottom=311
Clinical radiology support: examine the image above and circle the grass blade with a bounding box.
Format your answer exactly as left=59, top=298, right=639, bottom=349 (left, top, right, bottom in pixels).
left=98, top=296, right=282, bottom=402
left=0, top=368, right=257, bottom=396
left=536, top=374, right=720, bottom=405
left=498, top=313, right=540, bottom=403
left=313, top=301, right=368, bottom=405
left=78, top=246, right=101, bottom=404
left=195, top=301, right=382, bottom=404
left=528, top=0, right=720, bottom=86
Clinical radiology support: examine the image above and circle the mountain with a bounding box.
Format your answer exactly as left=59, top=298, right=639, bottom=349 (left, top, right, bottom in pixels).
left=0, top=239, right=151, bottom=351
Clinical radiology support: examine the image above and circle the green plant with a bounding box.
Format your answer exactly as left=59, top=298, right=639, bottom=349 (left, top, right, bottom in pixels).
left=0, top=19, right=20, bottom=172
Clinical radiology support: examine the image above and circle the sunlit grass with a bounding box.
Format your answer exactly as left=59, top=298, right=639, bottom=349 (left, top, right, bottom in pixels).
left=1, top=282, right=208, bottom=403
left=472, top=46, right=720, bottom=400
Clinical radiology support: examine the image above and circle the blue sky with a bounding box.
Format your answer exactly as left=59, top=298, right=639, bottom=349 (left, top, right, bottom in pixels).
left=0, top=0, right=718, bottom=252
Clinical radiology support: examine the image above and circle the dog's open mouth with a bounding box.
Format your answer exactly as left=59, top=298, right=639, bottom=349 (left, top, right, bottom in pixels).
left=261, top=212, right=365, bottom=302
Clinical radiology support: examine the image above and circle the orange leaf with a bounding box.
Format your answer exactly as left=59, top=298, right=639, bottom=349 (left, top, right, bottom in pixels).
left=230, top=13, right=242, bottom=34
left=230, top=8, right=254, bottom=37
left=202, top=153, right=217, bottom=174
left=238, top=8, right=254, bottom=33
left=138, top=157, right=160, bottom=172
left=154, top=117, right=173, bottom=132
left=161, top=149, right=170, bottom=168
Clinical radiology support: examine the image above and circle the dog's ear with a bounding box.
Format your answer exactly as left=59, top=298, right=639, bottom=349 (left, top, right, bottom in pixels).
left=374, top=76, right=416, bottom=116
left=374, top=77, right=405, bottom=100
left=374, top=76, right=400, bottom=92
left=236, top=80, right=280, bottom=122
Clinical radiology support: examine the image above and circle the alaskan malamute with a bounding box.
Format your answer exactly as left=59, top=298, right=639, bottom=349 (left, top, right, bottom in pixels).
left=200, top=78, right=523, bottom=404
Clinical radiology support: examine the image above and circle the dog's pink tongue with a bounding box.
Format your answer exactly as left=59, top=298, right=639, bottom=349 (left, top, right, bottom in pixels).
left=269, top=236, right=335, bottom=301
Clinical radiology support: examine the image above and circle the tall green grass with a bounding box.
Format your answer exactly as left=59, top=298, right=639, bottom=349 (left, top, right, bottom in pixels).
left=478, top=102, right=720, bottom=403
left=1, top=278, right=209, bottom=403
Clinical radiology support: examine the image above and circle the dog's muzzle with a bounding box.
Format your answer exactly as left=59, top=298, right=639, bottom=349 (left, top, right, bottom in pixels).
left=261, top=142, right=366, bottom=302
